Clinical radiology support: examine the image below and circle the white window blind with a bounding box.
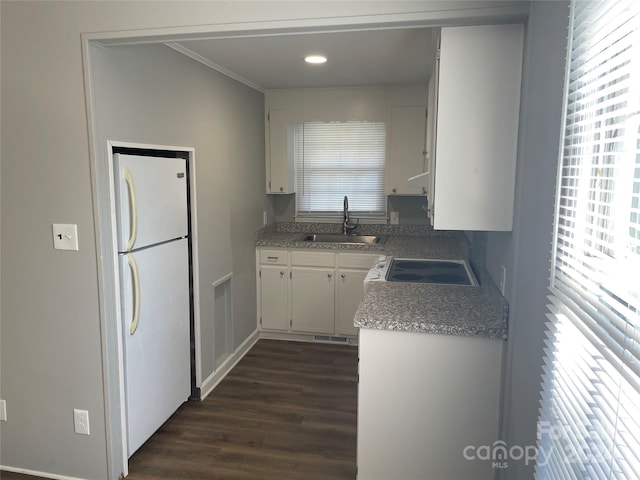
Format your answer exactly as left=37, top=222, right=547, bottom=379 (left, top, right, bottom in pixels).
left=537, top=0, right=640, bottom=478
left=294, top=120, right=386, bottom=219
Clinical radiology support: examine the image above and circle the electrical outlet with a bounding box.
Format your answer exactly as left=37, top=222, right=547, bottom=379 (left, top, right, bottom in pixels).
left=73, top=409, right=90, bottom=435
left=0, top=399, right=6, bottom=421
left=263, top=211, right=268, bottom=226
left=390, top=211, right=400, bottom=224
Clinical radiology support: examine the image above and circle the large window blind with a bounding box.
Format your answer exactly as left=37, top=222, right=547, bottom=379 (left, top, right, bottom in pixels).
left=537, top=0, right=640, bottom=478
left=294, top=120, right=386, bottom=219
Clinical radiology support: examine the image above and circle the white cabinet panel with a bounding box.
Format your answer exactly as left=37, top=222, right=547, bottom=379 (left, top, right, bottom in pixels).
left=259, top=249, right=288, bottom=265
left=358, top=328, right=503, bottom=480
left=432, top=25, right=523, bottom=231
left=290, top=267, right=335, bottom=333
left=387, top=106, right=427, bottom=195
left=291, top=250, right=335, bottom=267
left=335, top=269, right=368, bottom=336
left=266, top=109, right=294, bottom=194
left=259, top=265, right=289, bottom=331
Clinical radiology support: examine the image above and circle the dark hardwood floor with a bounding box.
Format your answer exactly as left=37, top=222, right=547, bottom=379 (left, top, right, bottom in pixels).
left=1, top=339, right=359, bottom=480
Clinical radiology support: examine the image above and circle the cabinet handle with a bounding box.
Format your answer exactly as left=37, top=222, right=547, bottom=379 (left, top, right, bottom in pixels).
left=328, top=273, right=333, bottom=278
left=392, top=188, right=397, bottom=193
left=341, top=273, right=346, bottom=278
left=280, top=271, right=285, bottom=276
left=279, top=186, right=284, bottom=192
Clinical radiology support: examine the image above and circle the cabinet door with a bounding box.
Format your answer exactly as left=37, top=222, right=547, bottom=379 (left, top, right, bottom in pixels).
left=433, top=25, right=523, bottom=230
left=290, top=267, right=334, bottom=333
left=266, top=109, right=294, bottom=194
left=259, top=265, right=289, bottom=331
left=335, top=269, right=368, bottom=336
left=387, top=106, right=427, bottom=195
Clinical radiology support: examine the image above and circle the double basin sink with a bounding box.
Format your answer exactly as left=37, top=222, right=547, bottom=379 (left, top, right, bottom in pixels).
left=296, top=233, right=385, bottom=245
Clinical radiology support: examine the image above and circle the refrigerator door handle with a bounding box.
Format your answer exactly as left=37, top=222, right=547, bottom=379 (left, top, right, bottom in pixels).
left=127, top=253, right=141, bottom=335
left=123, top=167, right=138, bottom=251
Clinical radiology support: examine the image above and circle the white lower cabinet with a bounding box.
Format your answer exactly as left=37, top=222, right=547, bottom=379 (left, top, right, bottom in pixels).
left=257, top=250, right=290, bottom=331
left=335, top=270, right=368, bottom=336
left=257, top=248, right=378, bottom=337
left=291, top=267, right=335, bottom=333
left=335, top=253, right=380, bottom=336
left=357, top=328, right=503, bottom=480
left=259, top=265, right=289, bottom=331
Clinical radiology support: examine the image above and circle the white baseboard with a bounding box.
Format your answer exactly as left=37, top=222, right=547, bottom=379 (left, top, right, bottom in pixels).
left=199, top=329, right=259, bottom=400
left=0, top=465, right=86, bottom=480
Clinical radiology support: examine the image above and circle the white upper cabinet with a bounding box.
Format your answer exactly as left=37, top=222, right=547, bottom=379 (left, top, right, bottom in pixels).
left=265, top=109, right=295, bottom=194
left=429, top=24, right=524, bottom=231
left=387, top=105, right=427, bottom=195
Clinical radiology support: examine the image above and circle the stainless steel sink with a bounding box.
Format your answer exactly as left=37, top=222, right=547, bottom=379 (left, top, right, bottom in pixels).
left=298, top=233, right=385, bottom=245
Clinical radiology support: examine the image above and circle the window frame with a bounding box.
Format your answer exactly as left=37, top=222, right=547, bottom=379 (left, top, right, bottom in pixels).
left=293, top=120, right=388, bottom=223
left=536, top=0, right=640, bottom=478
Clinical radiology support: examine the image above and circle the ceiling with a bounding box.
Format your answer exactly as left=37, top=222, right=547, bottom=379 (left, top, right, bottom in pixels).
left=170, top=27, right=436, bottom=91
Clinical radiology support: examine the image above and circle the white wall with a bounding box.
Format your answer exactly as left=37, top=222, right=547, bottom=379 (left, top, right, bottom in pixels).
left=0, top=1, right=532, bottom=479
left=486, top=2, right=569, bottom=478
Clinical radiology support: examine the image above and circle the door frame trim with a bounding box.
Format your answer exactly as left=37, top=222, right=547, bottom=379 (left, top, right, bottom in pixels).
left=80, top=4, right=528, bottom=478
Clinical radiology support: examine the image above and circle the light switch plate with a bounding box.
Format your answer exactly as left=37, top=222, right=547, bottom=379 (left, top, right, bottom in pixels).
left=52, top=224, right=79, bottom=251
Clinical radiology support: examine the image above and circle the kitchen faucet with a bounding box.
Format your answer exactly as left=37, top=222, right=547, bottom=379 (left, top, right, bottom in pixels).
left=343, top=195, right=358, bottom=234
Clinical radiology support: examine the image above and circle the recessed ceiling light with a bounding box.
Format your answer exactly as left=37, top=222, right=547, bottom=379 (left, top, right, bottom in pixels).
left=304, top=55, right=327, bottom=64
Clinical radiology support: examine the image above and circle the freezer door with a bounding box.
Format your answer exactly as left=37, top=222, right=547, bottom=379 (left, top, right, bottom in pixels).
left=114, top=154, right=188, bottom=251
left=119, top=238, right=190, bottom=456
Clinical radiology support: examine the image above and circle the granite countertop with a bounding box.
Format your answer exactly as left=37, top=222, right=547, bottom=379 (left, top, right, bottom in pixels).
left=256, top=222, right=508, bottom=339
left=353, top=281, right=508, bottom=339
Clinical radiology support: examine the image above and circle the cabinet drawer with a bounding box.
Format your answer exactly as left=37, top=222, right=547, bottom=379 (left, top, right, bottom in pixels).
left=338, top=253, right=380, bottom=270
left=291, top=251, right=335, bottom=267
left=259, top=250, right=288, bottom=265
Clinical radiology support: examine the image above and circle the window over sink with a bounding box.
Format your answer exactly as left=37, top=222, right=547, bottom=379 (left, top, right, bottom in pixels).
left=294, top=120, right=387, bottom=221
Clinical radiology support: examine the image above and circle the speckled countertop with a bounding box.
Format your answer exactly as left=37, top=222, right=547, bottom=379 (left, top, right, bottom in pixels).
left=354, top=282, right=508, bottom=338
left=256, top=222, right=508, bottom=339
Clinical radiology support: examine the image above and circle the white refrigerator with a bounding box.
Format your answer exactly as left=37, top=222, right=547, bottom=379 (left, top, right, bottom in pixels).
left=114, top=153, right=191, bottom=456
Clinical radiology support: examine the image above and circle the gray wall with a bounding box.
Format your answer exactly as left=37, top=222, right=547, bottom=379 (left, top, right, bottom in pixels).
left=90, top=43, right=266, bottom=390
left=487, top=2, right=569, bottom=478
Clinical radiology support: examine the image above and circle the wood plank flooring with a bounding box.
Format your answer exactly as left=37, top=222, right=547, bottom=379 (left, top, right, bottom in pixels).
left=1, top=339, right=359, bottom=480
